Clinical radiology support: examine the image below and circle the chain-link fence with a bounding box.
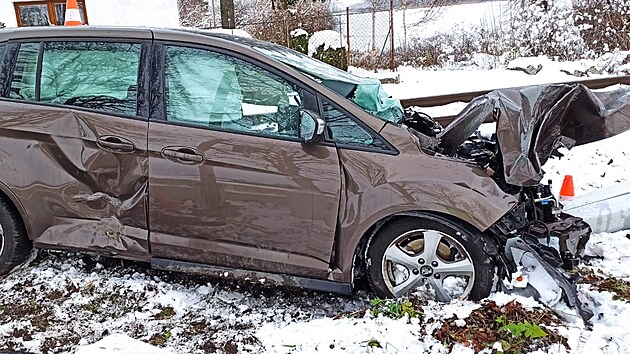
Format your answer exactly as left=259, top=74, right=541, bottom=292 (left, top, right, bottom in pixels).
left=336, top=6, right=396, bottom=69
left=179, top=0, right=457, bottom=70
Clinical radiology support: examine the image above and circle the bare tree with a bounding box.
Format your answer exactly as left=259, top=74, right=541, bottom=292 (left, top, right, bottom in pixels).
left=220, top=0, right=236, bottom=28
left=368, top=0, right=387, bottom=51
left=399, top=0, right=447, bottom=50
left=178, top=0, right=212, bottom=28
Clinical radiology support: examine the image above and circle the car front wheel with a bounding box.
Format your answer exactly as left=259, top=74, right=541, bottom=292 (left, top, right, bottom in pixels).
left=367, top=215, right=495, bottom=301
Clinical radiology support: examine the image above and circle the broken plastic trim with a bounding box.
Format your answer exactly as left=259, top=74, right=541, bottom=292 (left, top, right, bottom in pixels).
left=503, top=237, right=594, bottom=323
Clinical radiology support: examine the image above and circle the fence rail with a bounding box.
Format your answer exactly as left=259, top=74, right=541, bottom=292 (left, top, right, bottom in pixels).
left=402, top=75, right=630, bottom=126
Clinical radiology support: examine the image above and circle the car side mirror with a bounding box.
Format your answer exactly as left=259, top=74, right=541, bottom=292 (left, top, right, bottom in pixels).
left=299, top=109, right=325, bottom=143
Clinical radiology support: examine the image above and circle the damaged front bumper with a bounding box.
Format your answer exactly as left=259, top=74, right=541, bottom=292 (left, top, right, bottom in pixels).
left=404, top=82, right=630, bottom=324
left=489, top=192, right=594, bottom=322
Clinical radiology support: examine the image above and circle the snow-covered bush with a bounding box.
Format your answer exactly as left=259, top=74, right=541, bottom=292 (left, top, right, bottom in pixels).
left=178, top=0, right=214, bottom=28
left=510, top=0, right=585, bottom=60
left=236, top=0, right=335, bottom=46
left=290, top=28, right=309, bottom=54
left=573, top=0, right=630, bottom=55
left=309, top=30, right=348, bottom=70
left=313, top=45, right=348, bottom=70
left=0, top=22, right=5, bottom=29
left=394, top=24, right=508, bottom=69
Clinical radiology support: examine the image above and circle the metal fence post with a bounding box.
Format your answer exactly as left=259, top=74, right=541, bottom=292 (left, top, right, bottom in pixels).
left=284, top=13, right=289, bottom=48
left=389, top=0, right=395, bottom=71
left=346, top=7, right=350, bottom=69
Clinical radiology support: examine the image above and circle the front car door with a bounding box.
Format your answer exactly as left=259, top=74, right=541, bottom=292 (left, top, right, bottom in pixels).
left=0, top=32, right=151, bottom=260
left=147, top=42, right=341, bottom=278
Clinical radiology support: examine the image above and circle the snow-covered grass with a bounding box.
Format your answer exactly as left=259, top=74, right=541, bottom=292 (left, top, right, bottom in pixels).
left=352, top=53, right=629, bottom=101
left=2, top=228, right=630, bottom=353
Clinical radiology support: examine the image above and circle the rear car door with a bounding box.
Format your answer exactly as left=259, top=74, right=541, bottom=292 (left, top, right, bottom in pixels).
left=147, top=43, right=341, bottom=278
left=0, top=34, right=151, bottom=260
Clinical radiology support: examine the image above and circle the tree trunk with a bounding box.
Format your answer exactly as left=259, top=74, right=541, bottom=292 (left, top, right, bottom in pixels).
left=220, top=0, right=235, bottom=29
left=371, top=8, right=376, bottom=51
left=403, top=7, right=407, bottom=51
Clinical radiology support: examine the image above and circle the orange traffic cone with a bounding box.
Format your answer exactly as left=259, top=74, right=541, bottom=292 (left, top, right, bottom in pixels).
left=64, top=0, right=83, bottom=26
left=559, top=175, right=575, bottom=200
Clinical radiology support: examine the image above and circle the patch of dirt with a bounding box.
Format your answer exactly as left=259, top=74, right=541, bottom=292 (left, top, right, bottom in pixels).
left=200, top=339, right=218, bottom=352
left=41, top=335, right=81, bottom=354
left=11, top=327, right=33, bottom=341
left=223, top=340, right=239, bottom=354
left=430, top=300, right=568, bottom=354
left=579, top=268, right=630, bottom=302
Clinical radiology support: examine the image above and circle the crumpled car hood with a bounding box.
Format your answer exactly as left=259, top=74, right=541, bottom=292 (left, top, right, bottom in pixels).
left=438, top=83, right=630, bottom=186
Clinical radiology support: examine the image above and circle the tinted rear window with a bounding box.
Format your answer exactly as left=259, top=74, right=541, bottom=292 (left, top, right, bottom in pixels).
left=40, top=42, right=141, bottom=115
left=8, top=41, right=142, bottom=116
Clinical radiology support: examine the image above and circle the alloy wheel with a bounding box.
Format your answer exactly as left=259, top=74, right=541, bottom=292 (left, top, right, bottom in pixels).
left=381, top=229, right=475, bottom=301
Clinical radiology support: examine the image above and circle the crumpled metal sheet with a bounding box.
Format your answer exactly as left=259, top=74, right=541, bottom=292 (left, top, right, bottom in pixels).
left=439, top=84, right=630, bottom=186
left=0, top=100, right=150, bottom=261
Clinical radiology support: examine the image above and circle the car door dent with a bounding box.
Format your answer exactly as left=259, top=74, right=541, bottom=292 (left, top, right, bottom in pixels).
left=0, top=102, right=150, bottom=260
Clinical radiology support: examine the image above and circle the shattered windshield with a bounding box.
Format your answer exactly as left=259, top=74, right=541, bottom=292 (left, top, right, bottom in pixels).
left=201, top=32, right=404, bottom=124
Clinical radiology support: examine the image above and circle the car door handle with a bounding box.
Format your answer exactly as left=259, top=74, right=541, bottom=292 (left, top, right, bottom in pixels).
left=97, top=136, right=135, bottom=152
left=161, top=147, right=204, bottom=163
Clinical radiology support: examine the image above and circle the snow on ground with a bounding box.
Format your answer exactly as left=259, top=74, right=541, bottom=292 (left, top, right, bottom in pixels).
left=544, top=130, right=630, bottom=197
left=3, top=228, right=630, bottom=354
left=354, top=54, right=625, bottom=101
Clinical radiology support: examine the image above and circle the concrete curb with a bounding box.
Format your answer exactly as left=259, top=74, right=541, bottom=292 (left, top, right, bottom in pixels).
left=563, top=181, right=630, bottom=234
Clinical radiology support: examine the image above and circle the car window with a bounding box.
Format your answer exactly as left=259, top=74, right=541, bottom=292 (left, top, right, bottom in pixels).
left=39, top=42, right=141, bottom=115
left=323, top=100, right=386, bottom=149
left=9, top=43, right=39, bottom=101
left=164, top=46, right=302, bottom=138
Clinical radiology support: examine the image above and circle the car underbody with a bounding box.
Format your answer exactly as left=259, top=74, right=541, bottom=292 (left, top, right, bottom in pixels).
left=403, top=83, right=630, bottom=323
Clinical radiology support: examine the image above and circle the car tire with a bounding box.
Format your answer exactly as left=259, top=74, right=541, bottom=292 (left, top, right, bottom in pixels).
left=0, top=197, right=31, bottom=275
left=367, top=214, right=495, bottom=301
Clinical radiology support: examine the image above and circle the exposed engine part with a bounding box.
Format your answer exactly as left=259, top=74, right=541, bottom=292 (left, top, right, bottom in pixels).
left=526, top=215, right=591, bottom=270
left=487, top=179, right=593, bottom=322
left=402, top=107, right=443, bottom=138
left=402, top=104, right=599, bottom=324
left=523, top=181, right=562, bottom=222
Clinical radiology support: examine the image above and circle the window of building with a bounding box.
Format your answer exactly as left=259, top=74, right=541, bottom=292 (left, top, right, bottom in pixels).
left=14, top=1, right=88, bottom=27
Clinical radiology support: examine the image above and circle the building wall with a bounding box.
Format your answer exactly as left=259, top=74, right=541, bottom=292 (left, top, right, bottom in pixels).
left=1, top=0, right=180, bottom=28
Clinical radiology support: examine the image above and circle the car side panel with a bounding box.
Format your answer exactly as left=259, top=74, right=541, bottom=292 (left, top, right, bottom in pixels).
left=0, top=101, right=150, bottom=261
left=147, top=122, right=342, bottom=278
left=329, top=124, right=518, bottom=283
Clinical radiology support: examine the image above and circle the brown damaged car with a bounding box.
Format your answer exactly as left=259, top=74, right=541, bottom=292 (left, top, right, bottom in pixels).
left=1, top=27, right=629, bottom=321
